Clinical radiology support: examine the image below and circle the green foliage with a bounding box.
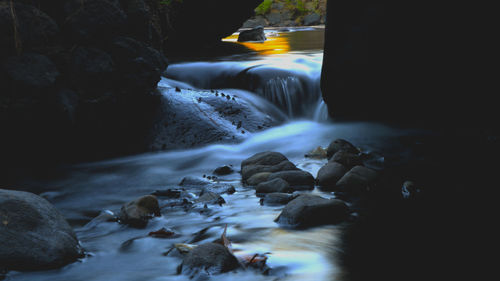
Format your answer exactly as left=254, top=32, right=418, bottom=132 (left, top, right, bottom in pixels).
left=296, top=0, right=306, bottom=13
left=255, top=0, right=273, bottom=16
left=159, top=0, right=183, bottom=6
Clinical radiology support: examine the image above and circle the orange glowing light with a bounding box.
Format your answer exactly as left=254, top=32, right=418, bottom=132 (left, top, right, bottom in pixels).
left=223, top=33, right=291, bottom=55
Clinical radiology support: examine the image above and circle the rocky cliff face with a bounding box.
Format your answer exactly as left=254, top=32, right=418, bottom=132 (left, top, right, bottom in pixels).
left=0, top=0, right=262, bottom=180
left=243, top=0, right=327, bottom=28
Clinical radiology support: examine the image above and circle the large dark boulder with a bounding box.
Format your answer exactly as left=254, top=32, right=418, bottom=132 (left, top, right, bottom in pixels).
left=0, top=1, right=59, bottom=57
left=321, top=0, right=498, bottom=126
left=70, top=46, right=115, bottom=93
left=106, top=36, right=168, bottom=92
left=275, top=194, right=349, bottom=228
left=268, top=170, right=315, bottom=190
left=0, top=189, right=83, bottom=271
left=316, top=162, right=348, bottom=189
left=63, top=0, right=127, bottom=43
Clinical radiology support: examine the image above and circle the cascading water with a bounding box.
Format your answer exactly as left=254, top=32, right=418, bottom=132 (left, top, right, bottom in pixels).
left=5, top=27, right=425, bottom=281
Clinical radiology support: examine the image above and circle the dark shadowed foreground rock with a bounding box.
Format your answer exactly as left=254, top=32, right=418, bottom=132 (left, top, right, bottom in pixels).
left=119, top=195, right=160, bottom=228
left=275, top=194, right=349, bottom=228
left=180, top=243, right=241, bottom=275
left=241, top=151, right=298, bottom=182
left=316, top=162, right=348, bottom=188
left=336, top=166, right=378, bottom=194
left=0, top=189, right=83, bottom=271
left=241, top=160, right=297, bottom=182
left=241, top=151, right=288, bottom=168
left=238, top=26, right=266, bottom=42
left=326, top=139, right=359, bottom=159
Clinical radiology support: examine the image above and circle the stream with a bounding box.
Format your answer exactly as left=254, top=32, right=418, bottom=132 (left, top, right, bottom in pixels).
left=5, top=27, right=426, bottom=281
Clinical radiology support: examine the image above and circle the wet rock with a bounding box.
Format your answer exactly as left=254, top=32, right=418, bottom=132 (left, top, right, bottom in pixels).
left=242, top=16, right=268, bottom=28
left=303, top=13, right=321, bottom=26
left=238, top=26, right=266, bottom=42
left=268, top=170, right=315, bottom=190
left=179, top=176, right=211, bottom=187
left=241, top=160, right=297, bottom=182
left=316, top=162, right=348, bottom=188
left=213, top=165, right=234, bottom=176
left=275, top=194, right=349, bottom=228
left=241, top=151, right=288, bottom=168
left=329, top=150, right=363, bottom=168
left=63, top=0, right=127, bottom=42
left=326, top=139, right=359, bottom=159
left=260, top=193, right=298, bottom=206
left=119, top=195, right=160, bottom=228
left=200, top=185, right=235, bottom=196
left=336, top=166, right=378, bottom=194
left=0, top=189, right=83, bottom=271
left=2, top=53, right=59, bottom=93
left=196, top=191, right=225, bottom=206
left=255, top=178, right=291, bottom=195
left=246, top=172, right=272, bottom=186
left=0, top=2, right=59, bottom=57
left=179, top=242, right=241, bottom=275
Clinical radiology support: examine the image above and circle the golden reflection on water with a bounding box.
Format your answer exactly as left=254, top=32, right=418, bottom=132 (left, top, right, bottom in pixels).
left=223, top=33, right=291, bottom=55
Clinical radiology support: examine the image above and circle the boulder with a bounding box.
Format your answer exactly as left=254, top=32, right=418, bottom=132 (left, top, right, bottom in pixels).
left=241, top=151, right=288, bottom=168
left=260, top=193, right=298, bottom=206
left=303, top=13, right=321, bottom=26
left=242, top=16, right=268, bottom=28
left=316, top=162, right=348, bottom=188
left=63, top=0, right=127, bottom=43
left=255, top=178, right=291, bottom=195
left=326, top=139, right=359, bottom=159
left=0, top=2, right=59, bottom=57
left=336, top=166, right=378, bottom=193
left=246, top=172, right=272, bottom=186
left=241, top=160, right=297, bottom=182
left=119, top=195, right=160, bottom=228
left=213, top=165, right=234, bottom=176
left=238, top=26, right=266, bottom=42
left=329, top=150, right=363, bottom=168
left=195, top=191, right=226, bottom=206
left=275, top=194, right=349, bottom=228
left=0, top=189, right=83, bottom=271
left=268, top=170, right=315, bottom=190
left=180, top=243, right=241, bottom=275
left=106, top=36, right=168, bottom=92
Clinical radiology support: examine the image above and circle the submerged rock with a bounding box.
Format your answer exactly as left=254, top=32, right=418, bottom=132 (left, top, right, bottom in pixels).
left=213, top=165, right=234, bottom=176
left=255, top=178, right=291, bottom=195
left=326, top=139, right=359, bottom=159
left=0, top=189, right=83, bottom=271
left=179, top=243, right=241, bottom=275
left=119, top=195, right=160, bottom=228
left=275, top=194, right=349, bottom=228
left=316, top=162, right=348, bottom=189
left=238, top=26, right=266, bottom=42
left=196, top=191, right=226, bottom=206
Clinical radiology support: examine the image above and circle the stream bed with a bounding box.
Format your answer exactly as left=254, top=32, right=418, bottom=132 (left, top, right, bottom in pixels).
left=5, top=27, right=427, bottom=281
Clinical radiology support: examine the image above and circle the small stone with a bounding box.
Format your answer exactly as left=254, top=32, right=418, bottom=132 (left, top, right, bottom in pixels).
left=180, top=243, right=240, bottom=275
left=213, top=165, right=234, bottom=176
left=119, top=195, right=160, bottom=228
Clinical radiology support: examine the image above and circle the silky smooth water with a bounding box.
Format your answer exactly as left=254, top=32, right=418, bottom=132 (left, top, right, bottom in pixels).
left=5, top=28, right=424, bottom=281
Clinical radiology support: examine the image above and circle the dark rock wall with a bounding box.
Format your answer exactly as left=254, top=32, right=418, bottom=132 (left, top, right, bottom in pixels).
left=0, top=0, right=261, bottom=181
left=321, top=0, right=498, bottom=127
